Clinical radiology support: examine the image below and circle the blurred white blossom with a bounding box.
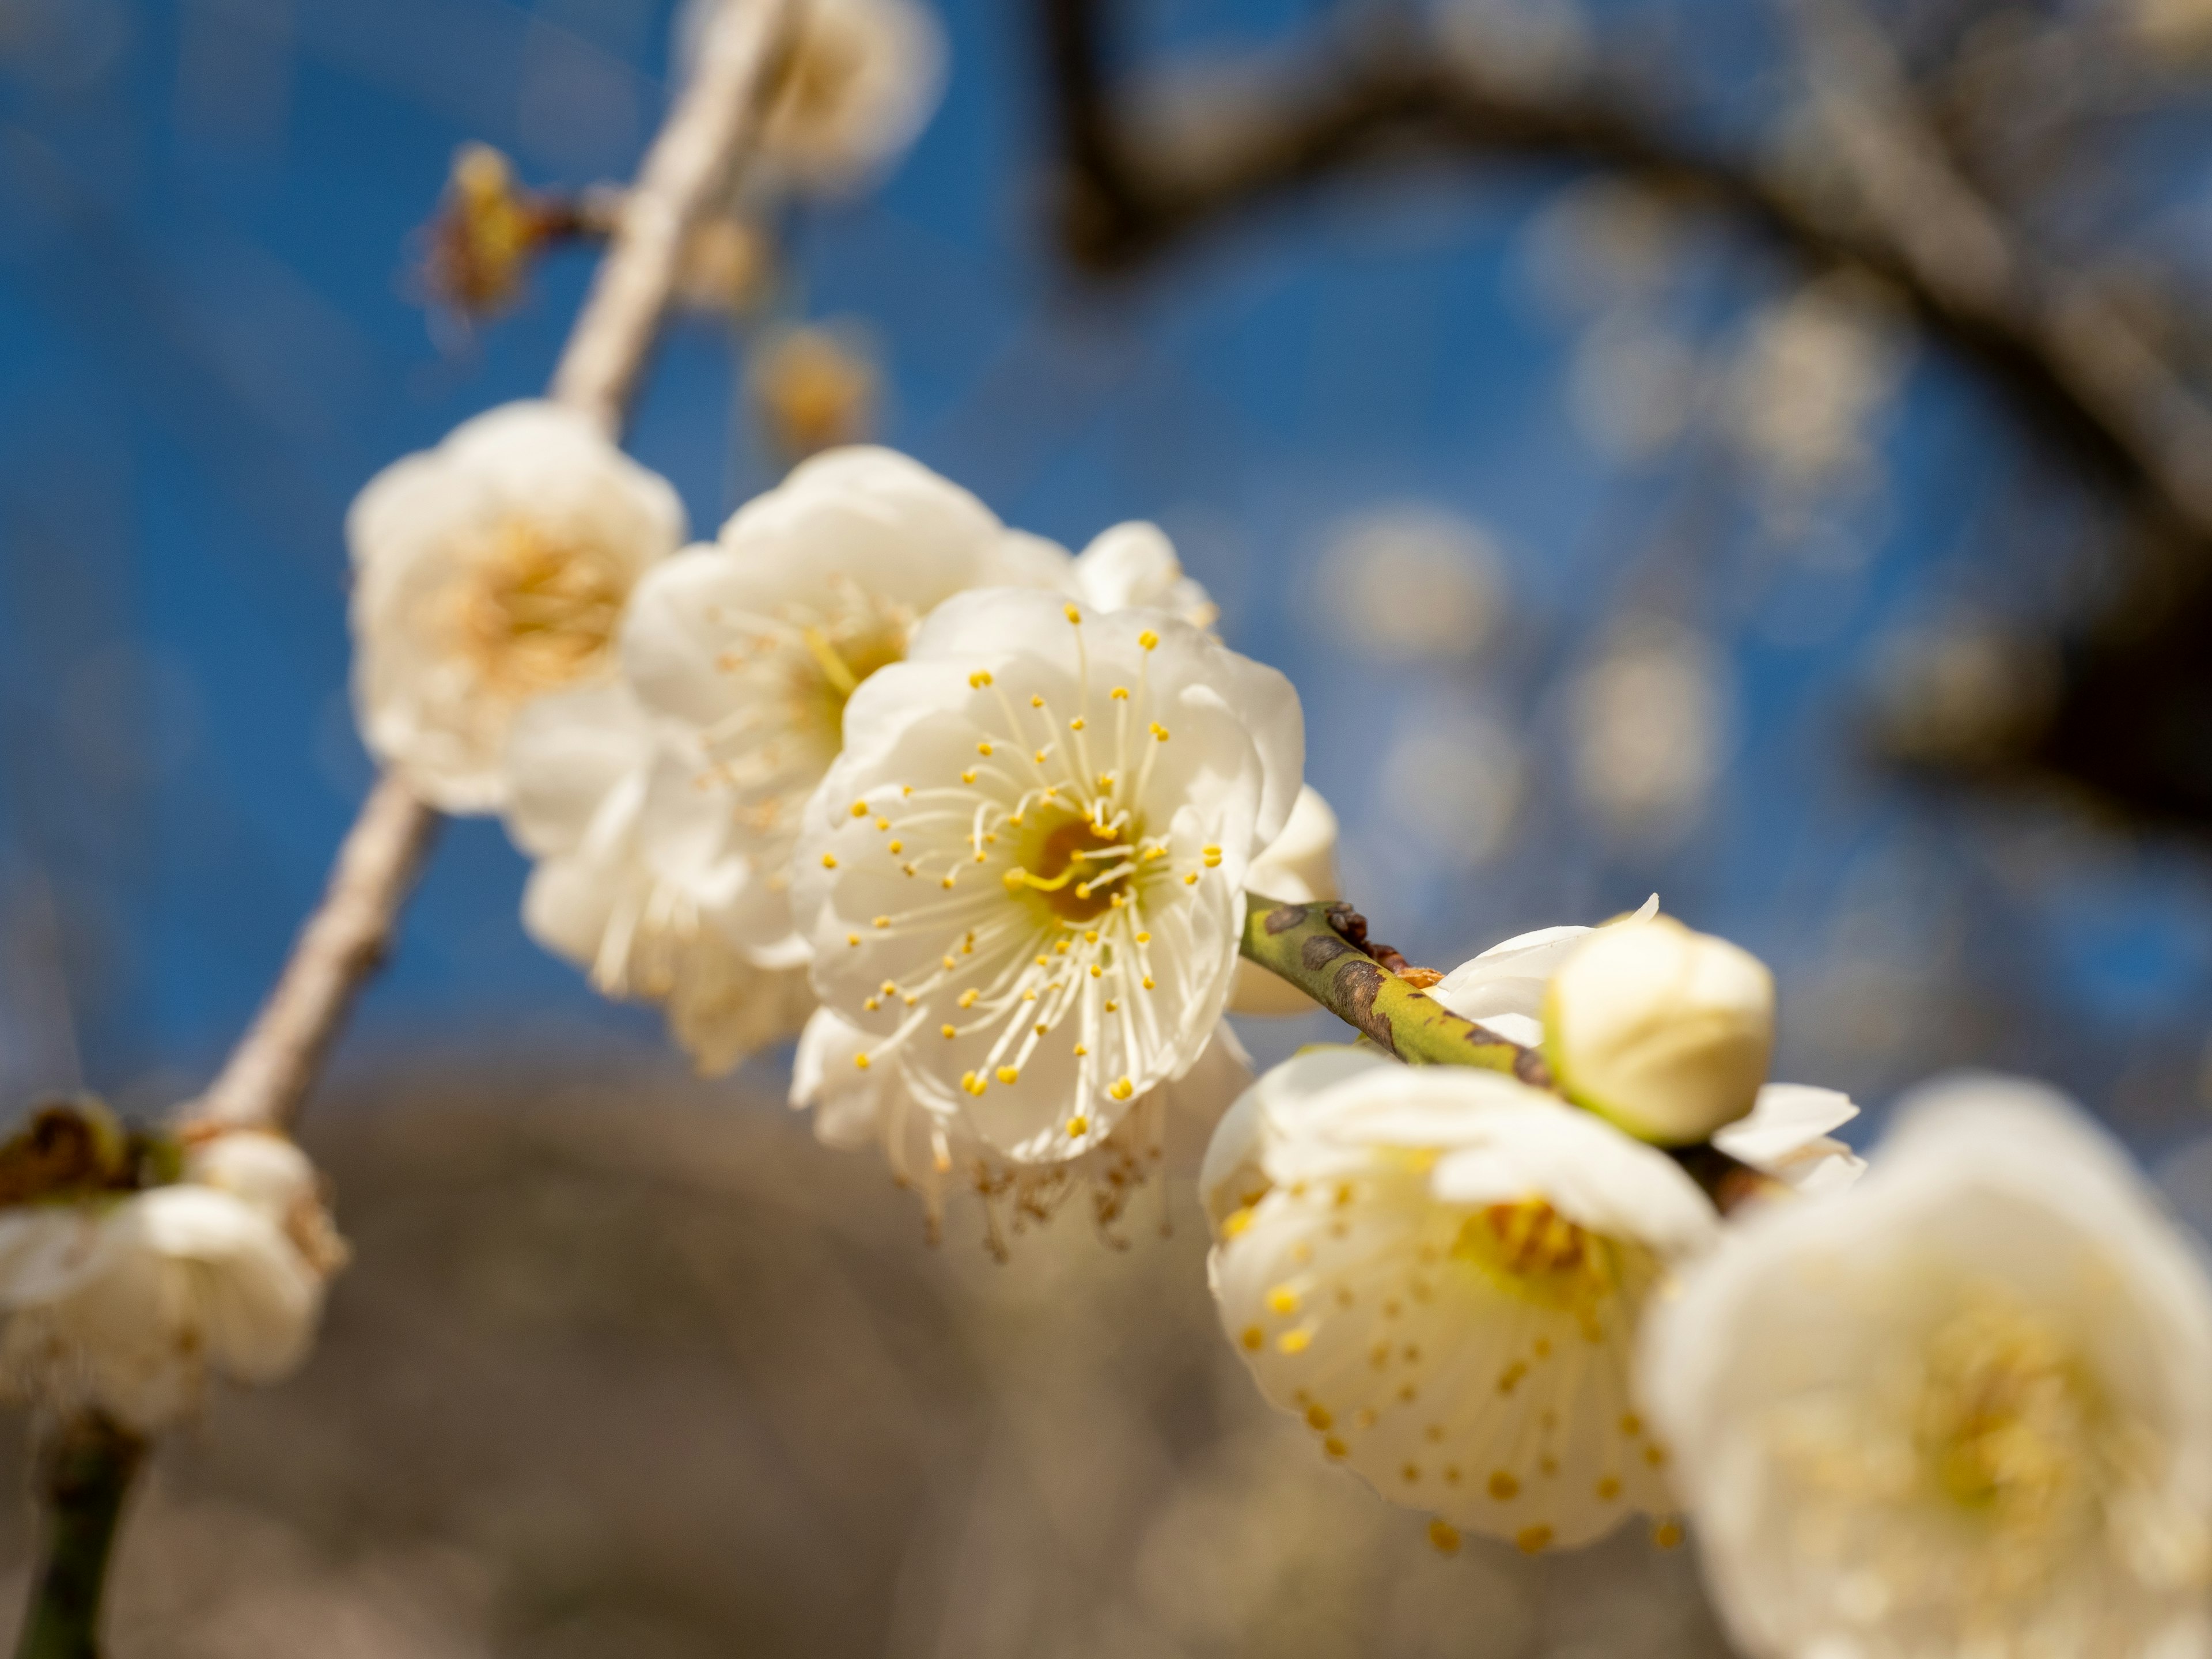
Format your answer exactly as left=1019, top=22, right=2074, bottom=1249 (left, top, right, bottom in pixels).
left=1567, top=617, right=1732, bottom=838
left=348, top=401, right=685, bottom=813
left=1569, top=312, right=1700, bottom=459
left=1312, top=506, right=1506, bottom=661
left=792, top=1005, right=1251, bottom=1247
left=791, top=588, right=1302, bottom=1198
left=1726, top=273, right=1910, bottom=509
left=503, top=683, right=814, bottom=1074
left=1205, top=1051, right=1717, bottom=1554
left=0, top=1124, right=342, bottom=1433
left=1645, top=1076, right=2212, bottom=1659
left=681, top=0, right=948, bottom=194
left=1380, top=708, right=1525, bottom=869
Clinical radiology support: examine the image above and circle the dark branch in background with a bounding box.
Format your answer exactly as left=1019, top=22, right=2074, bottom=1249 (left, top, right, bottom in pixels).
left=1040, top=0, right=2212, bottom=825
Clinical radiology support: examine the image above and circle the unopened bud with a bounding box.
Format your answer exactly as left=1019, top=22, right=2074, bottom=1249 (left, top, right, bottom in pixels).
left=1542, top=916, right=1773, bottom=1145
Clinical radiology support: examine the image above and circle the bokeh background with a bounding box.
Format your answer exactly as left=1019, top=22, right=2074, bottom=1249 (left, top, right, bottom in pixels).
left=5, top=0, right=2212, bottom=1650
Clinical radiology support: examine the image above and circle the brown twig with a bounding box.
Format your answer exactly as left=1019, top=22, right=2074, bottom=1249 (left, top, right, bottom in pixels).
left=183, top=0, right=799, bottom=1139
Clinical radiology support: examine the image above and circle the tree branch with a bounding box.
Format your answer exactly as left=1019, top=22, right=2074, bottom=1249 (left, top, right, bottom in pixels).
left=1238, top=896, right=1551, bottom=1081
left=22, top=11, right=802, bottom=1659
left=184, top=0, right=798, bottom=1140
left=12, top=1416, right=141, bottom=1659
left=1039, top=0, right=2212, bottom=551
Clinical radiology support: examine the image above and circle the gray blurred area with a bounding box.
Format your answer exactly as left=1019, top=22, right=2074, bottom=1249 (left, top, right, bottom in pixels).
left=0, top=1070, right=1725, bottom=1658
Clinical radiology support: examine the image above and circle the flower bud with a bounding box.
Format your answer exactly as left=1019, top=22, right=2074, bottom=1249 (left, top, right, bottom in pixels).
left=1542, top=916, right=1774, bottom=1145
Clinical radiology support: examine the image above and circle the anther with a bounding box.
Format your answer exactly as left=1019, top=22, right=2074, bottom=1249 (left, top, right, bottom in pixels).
left=1138, top=629, right=1158, bottom=650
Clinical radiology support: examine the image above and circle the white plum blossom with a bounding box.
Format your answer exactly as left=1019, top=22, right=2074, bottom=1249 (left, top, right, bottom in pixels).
left=791, top=587, right=1302, bottom=1185
left=348, top=400, right=685, bottom=813
left=1429, top=896, right=1660, bottom=1049
left=503, top=683, right=813, bottom=1074
left=1205, top=1051, right=1718, bottom=1554
left=792, top=1005, right=1251, bottom=1248
left=1643, top=1075, right=2212, bottom=1659
left=615, top=450, right=1208, bottom=960
left=0, top=1131, right=342, bottom=1433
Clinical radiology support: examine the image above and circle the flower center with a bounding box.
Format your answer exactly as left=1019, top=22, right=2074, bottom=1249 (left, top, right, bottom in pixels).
left=1912, top=1295, right=2102, bottom=1529
left=456, top=519, right=626, bottom=696
left=1006, top=806, right=1142, bottom=923
left=1452, top=1200, right=1619, bottom=1311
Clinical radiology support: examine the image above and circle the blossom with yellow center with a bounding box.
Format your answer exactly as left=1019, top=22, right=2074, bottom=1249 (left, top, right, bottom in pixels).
left=347, top=400, right=685, bottom=813
left=1202, top=1051, right=1718, bottom=1552
left=1643, top=1075, right=2212, bottom=1658
left=791, top=588, right=1300, bottom=1170
left=615, top=448, right=1225, bottom=982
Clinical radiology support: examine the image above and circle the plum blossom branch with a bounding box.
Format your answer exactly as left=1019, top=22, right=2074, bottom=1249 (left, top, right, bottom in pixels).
left=1237, top=896, right=1550, bottom=1082
left=13, top=10, right=805, bottom=1658
left=185, top=0, right=799, bottom=1140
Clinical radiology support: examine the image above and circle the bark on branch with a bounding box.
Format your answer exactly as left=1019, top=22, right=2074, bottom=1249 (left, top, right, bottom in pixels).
left=184, top=0, right=798, bottom=1140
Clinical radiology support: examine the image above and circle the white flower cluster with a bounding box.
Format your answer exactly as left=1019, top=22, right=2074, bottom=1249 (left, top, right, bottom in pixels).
left=342, top=406, right=2212, bottom=1657
left=1209, top=905, right=2212, bottom=1658
left=0, top=1112, right=344, bottom=1433
left=351, top=423, right=1326, bottom=1233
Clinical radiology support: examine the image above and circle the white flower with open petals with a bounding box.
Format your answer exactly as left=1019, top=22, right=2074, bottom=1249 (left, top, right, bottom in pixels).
left=618, top=449, right=1074, bottom=945
left=1206, top=1054, right=1717, bottom=1554
left=0, top=1130, right=340, bottom=1433
left=791, top=587, right=1301, bottom=1172
left=349, top=400, right=685, bottom=813
left=1644, top=1075, right=2212, bottom=1659
left=504, top=683, right=812, bottom=1074
left=793, top=1005, right=1251, bottom=1249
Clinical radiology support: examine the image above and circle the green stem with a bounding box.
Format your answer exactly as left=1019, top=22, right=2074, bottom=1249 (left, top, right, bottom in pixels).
left=1238, top=896, right=1553, bottom=1081
left=1237, top=895, right=1785, bottom=1212
left=15, top=1415, right=143, bottom=1659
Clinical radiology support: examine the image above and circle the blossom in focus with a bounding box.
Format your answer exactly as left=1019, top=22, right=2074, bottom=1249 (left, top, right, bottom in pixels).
left=615, top=449, right=1214, bottom=969
left=1643, top=1075, right=2212, bottom=1659
left=349, top=401, right=686, bottom=813
left=793, top=1005, right=1251, bottom=1248
left=0, top=1113, right=342, bottom=1433
left=1543, top=914, right=1775, bottom=1146
left=1205, top=1051, right=1717, bottom=1554
left=1232, top=783, right=1342, bottom=1016
left=503, top=683, right=813, bottom=1074
left=791, top=588, right=1302, bottom=1177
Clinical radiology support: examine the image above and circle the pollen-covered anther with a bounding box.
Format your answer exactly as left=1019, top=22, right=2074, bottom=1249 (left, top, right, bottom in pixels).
left=854, top=1052, right=871, bottom=1070
left=968, top=670, right=993, bottom=688
left=1138, top=630, right=1158, bottom=650
left=1067, top=1115, right=1088, bottom=1136
left=1202, top=846, right=1222, bottom=868
left=821, top=853, right=838, bottom=868
left=996, top=1066, right=1020, bottom=1085
left=1149, top=723, right=1169, bottom=741
left=850, top=800, right=869, bottom=817
left=1111, top=1077, right=1135, bottom=1100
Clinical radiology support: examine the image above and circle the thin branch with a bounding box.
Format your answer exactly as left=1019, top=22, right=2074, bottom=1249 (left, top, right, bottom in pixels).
left=1040, top=0, right=2212, bottom=550
left=12, top=1416, right=142, bottom=1659
left=1238, top=895, right=1551, bottom=1080
left=184, top=0, right=798, bottom=1139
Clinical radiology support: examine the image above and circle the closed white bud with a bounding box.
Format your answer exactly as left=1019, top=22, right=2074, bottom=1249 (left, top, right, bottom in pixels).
left=1543, top=916, right=1773, bottom=1145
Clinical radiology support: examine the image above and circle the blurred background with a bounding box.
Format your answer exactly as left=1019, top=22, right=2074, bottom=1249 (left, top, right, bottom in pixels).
left=5, top=0, right=2212, bottom=1649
